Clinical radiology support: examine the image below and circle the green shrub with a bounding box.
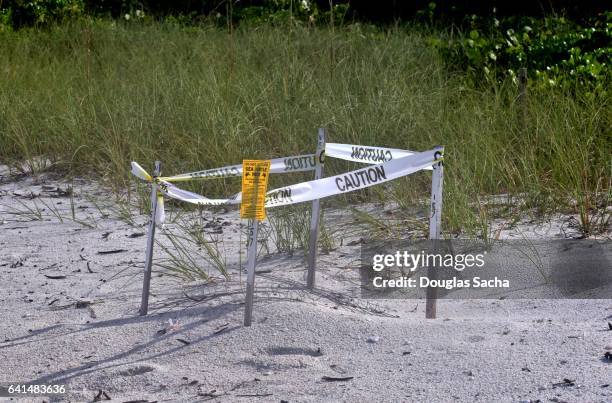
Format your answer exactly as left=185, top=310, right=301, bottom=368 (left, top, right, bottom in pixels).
left=435, top=12, right=611, bottom=97
left=1, top=0, right=84, bottom=28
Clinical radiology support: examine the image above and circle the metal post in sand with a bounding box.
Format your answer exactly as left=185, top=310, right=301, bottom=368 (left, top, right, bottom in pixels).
left=242, top=160, right=270, bottom=326
left=139, top=161, right=161, bottom=316
left=244, top=218, right=259, bottom=326
left=306, top=128, right=326, bottom=289
left=426, top=147, right=444, bottom=319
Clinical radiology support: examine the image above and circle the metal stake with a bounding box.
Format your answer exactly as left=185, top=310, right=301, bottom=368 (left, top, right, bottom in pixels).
left=306, top=128, right=326, bottom=289
left=244, top=218, right=259, bottom=326
left=426, top=147, right=444, bottom=319
left=139, top=161, right=161, bottom=316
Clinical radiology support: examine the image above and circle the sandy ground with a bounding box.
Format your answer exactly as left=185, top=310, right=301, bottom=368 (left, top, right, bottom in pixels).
left=0, top=169, right=610, bottom=403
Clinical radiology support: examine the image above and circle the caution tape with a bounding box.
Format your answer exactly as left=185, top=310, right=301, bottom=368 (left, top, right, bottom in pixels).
left=155, top=195, right=165, bottom=226
left=264, top=147, right=441, bottom=207
left=157, top=180, right=241, bottom=206
left=131, top=144, right=443, bottom=225
left=131, top=142, right=430, bottom=186
left=131, top=154, right=317, bottom=184
left=130, top=162, right=166, bottom=225
left=325, top=143, right=432, bottom=170
left=155, top=147, right=442, bottom=209
left=131, top=142, right=429, bottom=185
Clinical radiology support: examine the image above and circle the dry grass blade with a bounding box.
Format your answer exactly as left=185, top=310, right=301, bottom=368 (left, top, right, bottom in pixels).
left=155, top=218, right=228, bottom=281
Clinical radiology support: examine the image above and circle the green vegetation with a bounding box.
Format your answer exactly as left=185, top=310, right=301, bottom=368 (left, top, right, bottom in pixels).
left=0, top=0, right=345, bottom=30
left=437, top=12, right=611, bottom=97
left=0, top=19, right=609, bottom=239
left=0, top=0, right=85, bottom=29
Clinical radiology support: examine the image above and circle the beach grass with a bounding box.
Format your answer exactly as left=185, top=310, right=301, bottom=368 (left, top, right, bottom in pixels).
left=0, top=19, right=609, bottom=238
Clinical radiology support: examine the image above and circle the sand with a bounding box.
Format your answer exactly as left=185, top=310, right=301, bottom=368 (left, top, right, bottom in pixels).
left=0, top=169, right=610, bottom=403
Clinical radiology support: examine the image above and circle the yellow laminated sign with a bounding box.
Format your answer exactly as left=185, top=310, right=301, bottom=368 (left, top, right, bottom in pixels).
left=240, top=160, right=271, bottom=220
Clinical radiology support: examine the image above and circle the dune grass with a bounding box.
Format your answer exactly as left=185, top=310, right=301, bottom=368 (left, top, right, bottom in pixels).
left=0, top=19, right=609, bottom=237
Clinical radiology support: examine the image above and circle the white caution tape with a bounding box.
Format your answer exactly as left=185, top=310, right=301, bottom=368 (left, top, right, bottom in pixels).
left=155, top=195, right=165, bottom=226
left=131, top=142, right=425, bottom=185
left=264, top=147, right=441, bottom=207
left=145, top=154, right=317, bottom=183
left=157, top=147, right=442, bottom=209
left=131, top=161, right=153, bottom=182
left=132, top=155, right=316, bottom=224
left=131, top=162, right=166, bottom=225
left=325, top=143, right=432, bottom=170
left=157, top=180, right=241, bottom=206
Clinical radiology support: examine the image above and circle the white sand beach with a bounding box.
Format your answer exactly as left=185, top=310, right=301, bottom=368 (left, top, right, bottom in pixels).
left=1, top=170, right=610, bottom=403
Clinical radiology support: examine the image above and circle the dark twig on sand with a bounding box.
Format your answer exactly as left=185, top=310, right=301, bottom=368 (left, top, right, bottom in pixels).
left=97, top=249, right=128, bottom=255
left=552, top=378, right=575, bottom=387
left=235, top=393, right=273, bottom=398
left=213, top=323, right=230, bottom=335
left=322, top=376, right=354, bottom=382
